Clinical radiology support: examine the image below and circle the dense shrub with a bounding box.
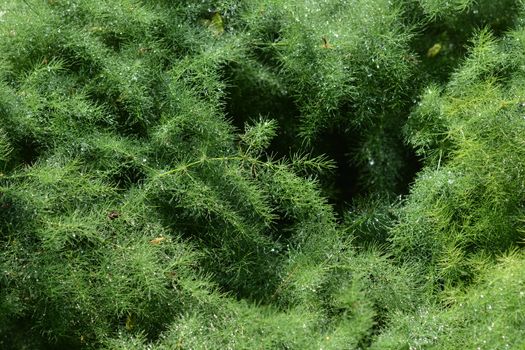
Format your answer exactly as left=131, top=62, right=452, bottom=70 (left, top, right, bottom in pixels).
left=0, top=0, right=524, bottom=349
left=392, top=27, right=525, bottom=289
left=370, top=252, right=525, bottom=350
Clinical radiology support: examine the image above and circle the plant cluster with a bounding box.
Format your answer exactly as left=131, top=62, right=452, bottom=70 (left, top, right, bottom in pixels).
left=0, top=0, right=524, bottom=349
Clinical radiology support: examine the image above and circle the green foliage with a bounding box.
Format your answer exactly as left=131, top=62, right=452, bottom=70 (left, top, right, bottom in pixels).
left=404, top=0, right=520, bottom=82
left=344, top=196, right=397, bottom=246
left=370, top=252, right=525, bottom=350
left=102, top=247, right=423, bottom=350
left=393, top=26, right=525, bottom=289
left=231, top=0, right=420, bottom=195
left=416, top=0, right=474, bottom=19
left=0, top=0, right=524, bottom=349
left=0, top=129, right=11, bottom=167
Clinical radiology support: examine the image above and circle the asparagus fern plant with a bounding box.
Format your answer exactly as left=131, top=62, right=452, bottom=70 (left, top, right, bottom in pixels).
left=0, top=0, right=524, bottom=349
